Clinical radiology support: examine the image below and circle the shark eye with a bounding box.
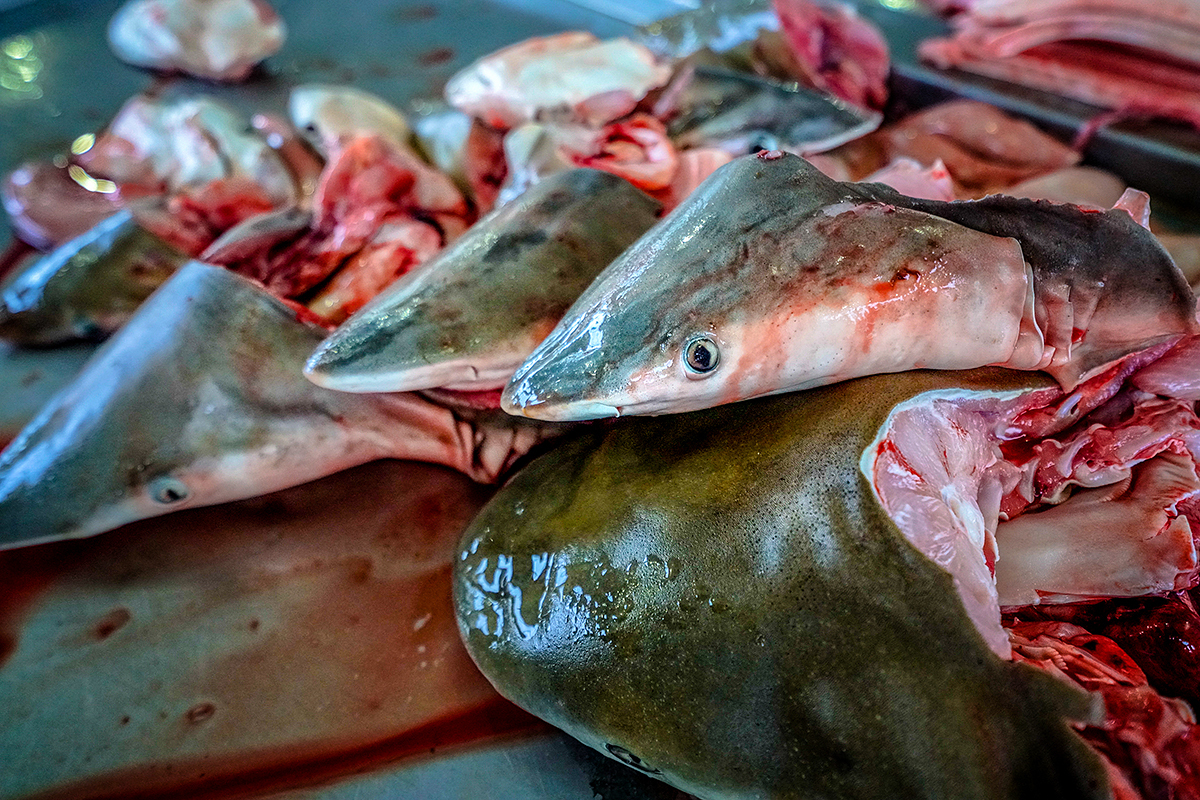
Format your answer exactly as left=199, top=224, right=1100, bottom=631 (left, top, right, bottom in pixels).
left=149, top=476, right=190, bottom=505
left=684, top=335, right=719, bottom=376
left=605, top=743, right=661, bottom=774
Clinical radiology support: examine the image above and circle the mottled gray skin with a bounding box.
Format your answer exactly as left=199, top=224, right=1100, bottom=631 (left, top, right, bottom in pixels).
left=0, top=210, right=189, bottom=346
left=458, top=368, right=1112, bottom=800
left=503, top=151, right=1196, bottom=420
left=304, top=169, right=662, bottom=394
left=0, top=262, right=556, bottom=549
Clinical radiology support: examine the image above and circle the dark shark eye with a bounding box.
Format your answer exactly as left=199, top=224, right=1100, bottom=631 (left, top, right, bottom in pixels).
left=605, top=743, right=661, bottom=774
left=149, top=476, right=190, bottom=505
left=684, top=335, right=719, bottom=376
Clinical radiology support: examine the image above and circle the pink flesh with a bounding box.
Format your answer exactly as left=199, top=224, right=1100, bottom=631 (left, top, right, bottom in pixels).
left=868, top=359, right=1200, bottom=656
left=207, top=135, right=467, bottom=303
left=1006, top=166, right=1127, bottom=210
left=772, top=0, right=891, bottom=109
left=829, top=100, right=1080, bottom=194
left=307, top=217, right=443, bottom=323
left=861, top=157, right=957, bottom=200
left=463, top=120, right=507, bottom=215
left=2, top=162, right=123, bottom=250
left=1133, top=335, right=1200, bottom=401
left=951, top=0, right=1200, bottom=29
left=920, top=39, right=1200, bottom=124
left=994, top=453, right=1200, bottom=606
left=130, top=176, right=276, bottom=256
left=1112, top=188, right=1152, bottom=229
left=564, top=114, right=678, bottom=193
left=444, top=32, right=669, bottom=129
left=108, top=0, right=285, bottom=82
left=652, top=148, right=732, bottom=212
left=948, top=12, right=1200, bottom=66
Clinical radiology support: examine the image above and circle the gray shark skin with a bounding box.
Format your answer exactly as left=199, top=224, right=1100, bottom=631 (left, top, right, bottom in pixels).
left=502, top=151, right=1196, bottom=421
left=304, top=169, right=663, bottom=394
left=0, top=262, right=553, bottom=549
left=0, top=210, right=189, bottom=346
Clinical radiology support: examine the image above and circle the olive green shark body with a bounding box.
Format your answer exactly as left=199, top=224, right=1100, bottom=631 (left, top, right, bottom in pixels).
left=0, top=210, right=189, bottom=346
left=456, top=368, right=1110, bottom=800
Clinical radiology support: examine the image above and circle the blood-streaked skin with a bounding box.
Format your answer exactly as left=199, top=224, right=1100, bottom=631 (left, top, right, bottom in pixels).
left=107, top=0, right=285, bottom=82
left=502, top=152, right=1195, bottom=421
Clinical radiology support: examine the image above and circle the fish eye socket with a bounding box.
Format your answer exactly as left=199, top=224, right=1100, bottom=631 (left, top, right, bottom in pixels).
left=684, top=336, right=719, bottom=377
left=149, top=476, right=190, bottom=505
left=605, top=743, right=661, bottom=774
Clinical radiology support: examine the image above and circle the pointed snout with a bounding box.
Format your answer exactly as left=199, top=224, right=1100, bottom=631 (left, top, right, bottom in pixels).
left=500, top=351, right=621, bottom=422
left=303, top=305, right=471, bottom=393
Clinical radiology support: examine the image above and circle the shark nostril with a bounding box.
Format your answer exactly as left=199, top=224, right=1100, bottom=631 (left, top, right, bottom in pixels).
left=148, top=476, right=190, bottom=505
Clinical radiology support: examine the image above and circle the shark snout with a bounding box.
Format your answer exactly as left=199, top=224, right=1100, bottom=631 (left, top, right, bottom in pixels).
left=500, top=351, right=621, bottom=421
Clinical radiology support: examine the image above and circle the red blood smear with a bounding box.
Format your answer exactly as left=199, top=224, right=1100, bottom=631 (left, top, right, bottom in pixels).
left=0, top=545, right=80, bottom=668
left=0, top=237, right=35, bottom=282
left=33, top=698, right=550, bottom=800
left=1014, top=594, right=1200, bottom=710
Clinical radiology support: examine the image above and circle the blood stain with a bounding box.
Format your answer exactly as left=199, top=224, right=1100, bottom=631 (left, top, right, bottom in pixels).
left=417, top=47, right=454, bottom=67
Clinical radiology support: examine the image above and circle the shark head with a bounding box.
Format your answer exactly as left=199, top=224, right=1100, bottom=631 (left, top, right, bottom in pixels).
left=0, top=210, right=187, bottom=346
left=0, top=262, right=390, bottom=548
left=304, top=169, right=662, bottom=394
left=501, top=152, right=1037, bottom=420
left=501, top=152, right=851, bottom=420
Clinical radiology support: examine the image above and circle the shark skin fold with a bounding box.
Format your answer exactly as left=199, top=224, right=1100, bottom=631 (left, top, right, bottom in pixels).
left=457, top=367, right=1113, bottom=800
left=303, top=169, right=663, bottom=395
left=0, top=262, right=554, bottom=550
left=0, top=210, right=190, bottom=346
left=501, top=151, right=1196, bottom=421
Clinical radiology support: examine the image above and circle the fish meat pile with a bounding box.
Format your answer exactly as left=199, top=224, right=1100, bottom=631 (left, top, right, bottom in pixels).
left=3, top=0, right=1200, bottom=798
left=920, top=0, right=1200, bottom=127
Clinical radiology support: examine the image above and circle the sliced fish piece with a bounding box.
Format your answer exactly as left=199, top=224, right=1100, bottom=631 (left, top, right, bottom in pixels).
left=305, top=169, right=662, bottom=394
left=503, top=151, right=1195, bottom=420
left=107, top=0, right=285, bottom=81
left=0, top=262, right=555, bottom=549
left=289, top=84, right=415, bottom=158
left=0, top=210, right=189, bottom=346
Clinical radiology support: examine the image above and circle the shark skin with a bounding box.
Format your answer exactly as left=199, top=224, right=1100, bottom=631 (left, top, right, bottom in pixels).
left=458, top=368, right=1112, bottom=800
left=0, top=262, right=554, bottom=550
left=0, top=210, right=189, bottom=346
left=501, top=151, right=1196, bottom=421
left=304, top=169, right=662, bottom=394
